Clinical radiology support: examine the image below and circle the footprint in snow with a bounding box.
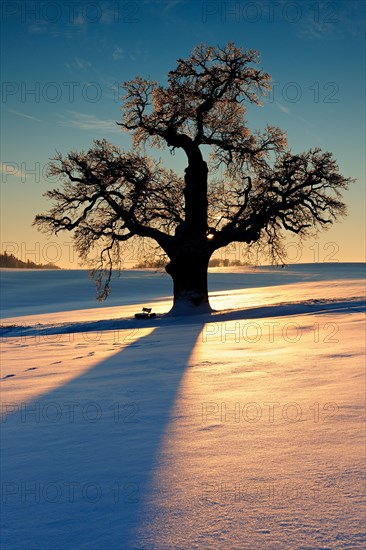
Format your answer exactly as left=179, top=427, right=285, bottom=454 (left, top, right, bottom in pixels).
left=198, top=424, right=221, bottom=431
left=2, top=374, right=16, bottom=379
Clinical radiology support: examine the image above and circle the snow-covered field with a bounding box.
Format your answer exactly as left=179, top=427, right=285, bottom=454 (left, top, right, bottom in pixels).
left=1, top=264, right=365, bottom=549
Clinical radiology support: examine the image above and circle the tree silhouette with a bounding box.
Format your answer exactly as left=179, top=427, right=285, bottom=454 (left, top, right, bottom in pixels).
left=34, top=43, right=352, bottom=314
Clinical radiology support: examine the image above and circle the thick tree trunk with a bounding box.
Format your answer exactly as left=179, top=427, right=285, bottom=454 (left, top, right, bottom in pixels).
left=165, top=143, right=211, bottom=315
left=165, top=247, right=212, bottom=315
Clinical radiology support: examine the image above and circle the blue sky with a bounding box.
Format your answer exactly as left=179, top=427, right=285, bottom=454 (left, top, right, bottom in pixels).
left=1, top=0, right=365, bottom=267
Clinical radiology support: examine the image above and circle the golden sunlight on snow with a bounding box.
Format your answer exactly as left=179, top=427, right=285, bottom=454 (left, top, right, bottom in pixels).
left=1, top=302, right=171, bottom=327
left=209, top=279, right=365, bottom=312
left=135, top=311, right=365, bottom=548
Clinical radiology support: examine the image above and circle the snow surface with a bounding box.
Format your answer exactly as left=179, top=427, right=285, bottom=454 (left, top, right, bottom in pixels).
left=1, top=264, right=365, bottom=549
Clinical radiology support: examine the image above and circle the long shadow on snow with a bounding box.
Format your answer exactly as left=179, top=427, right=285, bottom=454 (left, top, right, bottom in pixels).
left=1, top=321, right=204, bottom=550
left=2, top=296, right=365, bottom=549
left=2, top=295, right=364, bottom=340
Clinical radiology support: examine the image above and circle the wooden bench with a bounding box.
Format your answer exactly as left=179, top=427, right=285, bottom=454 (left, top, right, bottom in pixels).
left=135, top=307, right=157, bottom=319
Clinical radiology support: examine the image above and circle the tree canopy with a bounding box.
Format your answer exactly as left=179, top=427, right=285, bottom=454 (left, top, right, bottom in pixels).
left=35, top=43, right=352, bottom=312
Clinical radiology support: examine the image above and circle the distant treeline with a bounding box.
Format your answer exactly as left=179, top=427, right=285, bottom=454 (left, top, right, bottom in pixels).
left=208, top=258, right=249, bottom=267
left=0, top=252, right=61, bottom=269
left=134, top=257, right=249, bottom=268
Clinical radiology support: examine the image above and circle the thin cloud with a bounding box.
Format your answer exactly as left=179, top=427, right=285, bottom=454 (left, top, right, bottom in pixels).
left=65, top=57, right=92, bottom=70
left=112, top=47, right=124, bottom=61
left=73, top=14, right=87, bottom=27
left=265, top=100, right=323, bottom=145
left=275, top=102, right=291, bottom=115
left=28, top=20, right=86, bottom=38
left=142, top=0, right=184, bottom=12
left=159, top=0, right=184, bottom=12
left=58, top=111, right=121, bottom=133
left=27, top=2, right=120, bottom=36
left=297, top=16, right=337, bottom=40
left=28, top=21, right=48, bottom=34
left=297, top=0, right=365, bottom=40
left=100, top=4, right=120, bottom=24
left=7, top=109, right=42, bottom=122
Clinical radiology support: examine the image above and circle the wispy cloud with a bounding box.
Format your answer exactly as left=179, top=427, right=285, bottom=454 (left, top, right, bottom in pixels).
left=297, top=16, right=337, bottom=40
left=27, top=2, right=120, bottom=36
left=112, top=47, right=124, bottom=61
left=100, top=4, right=120, bottom=24
left=58, top=111, right=121, bottom=133
left=73, top=14, right=88, bottom=27
left=28, top=20, right=86, bottom=38
left=297, top=0, right=365, bottom=40
left=275, top=102, right=291, bottom=115
left=142, top=0, right=184, bottom=13
left=266, top=100, right=323, bottom=144
left=65, top=57, right=92, bottom=70
left=7, top=109, right=42, bottom=122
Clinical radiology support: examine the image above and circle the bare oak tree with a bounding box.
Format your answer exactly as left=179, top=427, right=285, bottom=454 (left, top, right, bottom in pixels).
left=34, top=43, right=352, bottom=314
